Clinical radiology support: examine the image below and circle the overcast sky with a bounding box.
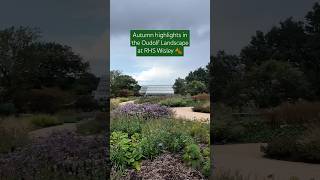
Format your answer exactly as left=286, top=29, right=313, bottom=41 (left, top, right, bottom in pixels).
left=0, top=0, right=318, bottom=79
left=110, top=0, right=210, bottom=85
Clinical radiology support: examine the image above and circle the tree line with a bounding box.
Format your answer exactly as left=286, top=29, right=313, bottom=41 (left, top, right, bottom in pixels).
left=0, top=26, right=99, bottom=114
left=175, top=3, right=320, bottom=108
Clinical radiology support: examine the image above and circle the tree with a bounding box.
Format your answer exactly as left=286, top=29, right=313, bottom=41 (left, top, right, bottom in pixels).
left=0, top=26, right=39, bottom=90
left=186, top=80, right=207, bottom=96
left=208, top=51, right=245, bottom=105
left=305, top=2, right=320, bottom=98
left=246, top=60, right=312, bottom=107
left=185, top=67, right=209, bottom=89
left=13, top=42, right=89, bottom=90
left=173, top=78, right=187, bottom=95
left=110, top=70, right=140, bottom=97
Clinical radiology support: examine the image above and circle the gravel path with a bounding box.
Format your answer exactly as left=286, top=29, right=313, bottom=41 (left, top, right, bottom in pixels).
left=119, top=100, right=135, bottom=106
left=213, top=143, right=320, bottom=180
left=172, top=107, right=210, bottom=123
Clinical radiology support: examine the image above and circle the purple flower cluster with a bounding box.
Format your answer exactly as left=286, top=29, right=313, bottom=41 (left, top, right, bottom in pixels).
left=112, top=103, right=173, bottom=119
left=0, top=132, right=108, bottom=179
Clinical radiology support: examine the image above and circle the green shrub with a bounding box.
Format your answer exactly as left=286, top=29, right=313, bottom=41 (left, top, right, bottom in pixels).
left=110, top=131, right=143, bottom=171
left=183, top=144, right=203, bottom=169
left=139, top=119, right=195, bottom=158
left=190, top=123, right=210, bottom=143
left=186, top=80, right=207, bottom=96
left=297, top=126, right=320, bottom=162
left=15, top=88, right=72, bottom=113
left=0, top=103, right=16, bottom=116
left=262, top=125, right=320, bottom=163
left=135, top=96, right=168, bottom=104
left=29, top=114, right=63, bottom=128
left=159, top=97, right=194, bottom=107
left=76, top=112, right=106, bottom=135
left=261, top=134, right=299, bottom=159
left=192, top=101, right=210, bottom=113
left=111, top=117, right=143, bottom=136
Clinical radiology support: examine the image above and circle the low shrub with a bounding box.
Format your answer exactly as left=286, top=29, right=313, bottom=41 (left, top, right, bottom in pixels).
left=0, top=103, right=16, bottom=116
left=135, top=96, right=168, bottom=104
left=140, top=119, right=195, bottom=158
left=15, top=88, right=72, bottom=114
left=110, top=131, right=143, bottom=171
left=262, top=101, right=320, bottom=126
left=190, top=123, right=210, bottom=143
left=76, top=112, right=106, bottom=135
left=159, top=97, right=194, bottom=107
left=112, top=103, right=173, bottom=119
left=183, top=144, right=203, bottom=169
left=192, top=101, right=210, bottom=113
left=262, top=125, right=320, bottom=163
left=29, top=114, right=63, bottom=128
left=0, top=132, right=107, bottom=179
left=111, top=117, right=143, bottom=136
left=183, top=144, right=210, bottom=177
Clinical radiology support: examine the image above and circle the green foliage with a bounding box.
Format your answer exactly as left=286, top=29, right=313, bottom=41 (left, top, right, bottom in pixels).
left=174, top=67, right=209, bottom=95
left=246, top=60, right=311, bottom=108
left=173, top=78, right=187, bottom=95
left=111, top=117, right=143, bottom=136
left=190, top=123, right=210, bottom=143
left=29, top=114, right=63, bottom=128
left=0, top=26, right=96, bottom=114
left=0, top=103, right=16, bottom=116
left=186, top=80, right=207, bottom=96
left=140, top=119, right=195, bottom=158
left=76, top=112, right=106, bottom=135
left=182, top=144, right=210, bottom=177
left=211, top=103, right=305, bottom=144
left=185, top=67, right=209, bottom=88
left=110, top=131, right=143, bottom=171
left=14, top=87, right=72, bottom=114
left=159, top=97, right=195, bottom=107
left=208, top=52, right=245, bottom=106
left=110, top=70, right=140, bottom=97
left=135, top=96, right=168, bottom=104
left=262, top=125, right=320, bottom=163
left=183, top=144, right=203, bottom=169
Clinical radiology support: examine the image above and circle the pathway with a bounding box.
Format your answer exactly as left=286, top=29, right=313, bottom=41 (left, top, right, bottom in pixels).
left=213, top=143, right=320, bottom=179
left=171, top=107, right=210, bottom=123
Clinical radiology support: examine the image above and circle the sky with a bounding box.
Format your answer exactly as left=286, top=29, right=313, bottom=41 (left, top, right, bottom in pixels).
left=0, top=0, right=318, bottom=80
left=110, top=0, right=210, bottom=85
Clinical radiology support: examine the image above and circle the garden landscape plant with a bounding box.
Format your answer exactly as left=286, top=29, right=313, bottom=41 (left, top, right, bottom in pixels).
left=112, top=103, right=173, bottom=119
left=110, top=102, right=210, bottom=178
left=0, top=132, right=107, bottom=180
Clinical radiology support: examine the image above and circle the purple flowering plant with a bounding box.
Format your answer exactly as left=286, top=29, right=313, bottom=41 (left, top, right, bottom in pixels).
left=112, top=103, right=173, bottom=119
